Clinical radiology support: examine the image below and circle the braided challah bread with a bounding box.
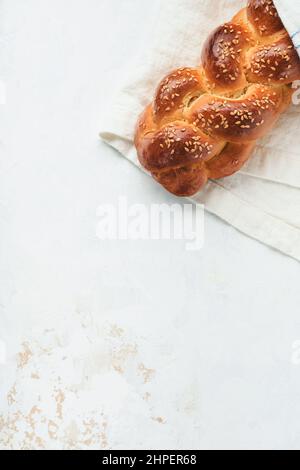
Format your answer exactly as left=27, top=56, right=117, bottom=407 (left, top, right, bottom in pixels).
left=135, top=0, right=300, bottom=197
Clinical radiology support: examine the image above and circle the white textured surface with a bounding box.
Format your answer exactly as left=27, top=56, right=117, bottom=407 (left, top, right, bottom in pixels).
left=1, top=0, right=300, bottom=451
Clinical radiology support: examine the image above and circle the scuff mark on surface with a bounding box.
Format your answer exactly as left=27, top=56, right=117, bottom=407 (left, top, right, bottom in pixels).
left=0, top=317, right=162, bottom=450
left=54, top=389, right=65, bottom=420
left=112, top=343, right=138, bottom=374
left=48, top=420, right=58, bottom=440
left=109, top=324, right=124, bottom=338
left=31, top=373, right=40, bottom=380
left=152, top=416, right=166, bottom=424
left=17, top=342, right=33, bottom=369
left=7, top=384, right=17, bottom=406
left=138, top=363, right=155, bottom=384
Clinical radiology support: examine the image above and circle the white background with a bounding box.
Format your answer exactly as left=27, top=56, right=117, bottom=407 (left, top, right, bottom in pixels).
left=1, top=0, right=300, bottom=450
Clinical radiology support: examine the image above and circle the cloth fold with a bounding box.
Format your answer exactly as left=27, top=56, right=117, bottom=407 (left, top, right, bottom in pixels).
left=100, top=0, right=300, bottom=262
left=275, top=0, right=300, bottom=50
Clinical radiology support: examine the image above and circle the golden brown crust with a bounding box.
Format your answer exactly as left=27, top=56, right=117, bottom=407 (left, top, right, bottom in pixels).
left=134, top=0, right=300, bottom=197
left=206, top=142, right=255, bottom=179
left=201, top=22, right=251, bottom=94
left=153, top=68, right=203, bottom=121
left=247, top=36, right=300, bottom=85
left=152, top=164, right=209, bottom=198
left=135, top=106, right=224, bottom=169
left=247, top=0, right=284, bottom=37
left=186, top=85, right=289, bottom=143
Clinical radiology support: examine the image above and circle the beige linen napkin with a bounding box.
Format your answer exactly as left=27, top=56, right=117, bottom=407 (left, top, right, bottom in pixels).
left=100, top=0, right=300, bottom=262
